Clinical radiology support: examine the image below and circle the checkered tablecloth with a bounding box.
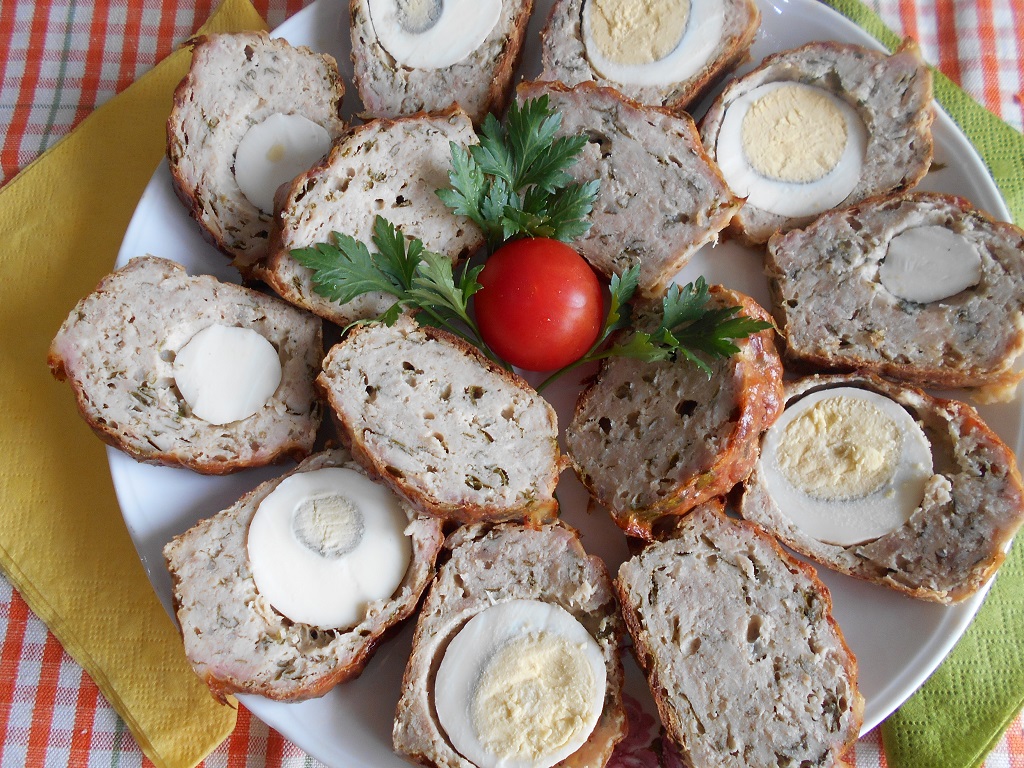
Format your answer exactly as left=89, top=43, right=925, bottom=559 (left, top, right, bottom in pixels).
left=1, top=0, right=1022, bottom=766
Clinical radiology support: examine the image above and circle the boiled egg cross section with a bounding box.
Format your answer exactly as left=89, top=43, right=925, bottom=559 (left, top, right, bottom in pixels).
left=247, top=467, right=413, bottom=629
left=759, top=387, right=934, bottom=546
left=368, top=0, right=502, bottom=70
left=172, top=323, right=282, bottom=425
left=716, top=81, right=868, bottom=218
left=234, top=113, right=332, bottom=214
left=434, top=599, right=607, bottom=768
left=879, top=225, right=983, bottom=303
left=582, top=0, right=725, bottom=86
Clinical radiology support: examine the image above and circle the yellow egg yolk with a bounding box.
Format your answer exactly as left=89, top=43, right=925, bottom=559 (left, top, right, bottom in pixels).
left=586, top=0, right=689, bottom=65
left=471, top=632, right=597, bottom=762
left=775, top=395, right=900, bottom=500
left=741, top=84, right=849, bottom=183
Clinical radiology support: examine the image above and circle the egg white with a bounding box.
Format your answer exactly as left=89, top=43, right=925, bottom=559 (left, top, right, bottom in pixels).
left=368, top=0, right=502, bottom=70
left=247, top=467, right=412, bottom=629
left=234, top=113, right=332, bottom=214
left=172, top=324, right=282, bottom=425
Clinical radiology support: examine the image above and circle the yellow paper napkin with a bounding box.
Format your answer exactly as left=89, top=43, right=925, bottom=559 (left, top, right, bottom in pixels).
left=0, top=0, right=268, bottom=765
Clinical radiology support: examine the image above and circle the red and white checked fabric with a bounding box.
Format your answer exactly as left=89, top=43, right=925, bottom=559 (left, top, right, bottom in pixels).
left=1, top=0, right=1022, bottom=766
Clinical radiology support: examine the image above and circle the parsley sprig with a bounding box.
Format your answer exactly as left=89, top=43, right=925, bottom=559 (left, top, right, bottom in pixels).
left=291, top=98, right=771, bottom=386
left=535, top=269, right=773, bottom=391
left=436, top=96, right=600, bottom=252
left=291, top=216, right=496, bottom=359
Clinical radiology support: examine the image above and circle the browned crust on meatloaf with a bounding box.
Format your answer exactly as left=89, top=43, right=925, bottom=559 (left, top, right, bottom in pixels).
left=741, top=373, right=1024, bottom=603
left=766, top=192, right=1024, bottom=401
left=516, top=80, right=744, bottom=299
left=566, top=286, right=783, bottom=538
left=393, top=521, right=626, bottom=768
left=167, top=32, right=347, bottom=276
left=700, top=38, right=934, bottom=246
left=164, top=449, right=445, bottom=702
left=317, top=314, right=567, bottom=526
left=617, top=502, right=863, bottom=768
left=539, top=0, right=761, bottom=114
left=350, top=0, right=533, bottom=124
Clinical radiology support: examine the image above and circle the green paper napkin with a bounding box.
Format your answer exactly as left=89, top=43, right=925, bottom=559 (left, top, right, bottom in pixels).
left=818, top=2, right=1024, bottom=766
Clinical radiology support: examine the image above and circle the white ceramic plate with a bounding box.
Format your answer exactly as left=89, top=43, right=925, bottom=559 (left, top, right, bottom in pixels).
left=112, top=0, right=1020, bottom=765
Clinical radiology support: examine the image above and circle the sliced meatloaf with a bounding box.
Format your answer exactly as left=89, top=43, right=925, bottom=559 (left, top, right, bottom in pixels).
left=48, top=256, right=322, bottom=474
left=766, top=192, right=1024, bottom=402
left=700, top=39, right=934, bottom=245
left=317, top=314, right=567, bottom=525
left=540, top=0, right=760, bottom=113
left=164, top=449, right=444, bottom=702
left=167, top=32, right=347, bottom=275
left=261, top=107, right=484, bottom=327
left=517, top=80, right=743, bottom=298
left=393, top=522, right=626, bottom=768
left=617, top=502, right=863, bottom=768
left=566, top=286, right=783, bottom=538
left=350, top=0, right=533, bottom=124
left=741, top=373, right=1024, bottom=604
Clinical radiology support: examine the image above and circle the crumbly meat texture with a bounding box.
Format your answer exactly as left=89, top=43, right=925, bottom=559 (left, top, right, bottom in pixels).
left=566, top=287, right=783, bottom=538
left=741, top=374, right=1024, bottom=604
left=517, top=81, right=743, bottom=298
left=167, top=32, right=347, bottom=275
left=766, top=192, right=1024, bottom=402
left=617, top=503, right=864, bottom=768
left=700, top=39, right=934, bottom=245
left=317, top=314, right=567, bottom=525
left=393, top=522, right=626, bottom=768
left=350, top=0, right=533, bottom=124
left=540, top=0, right=760, bottom=113
left=260, top=108, right=484, bottom=327
left=48, top=256, right=322, bottom=474
left=164, top=449, right=445, bottom=703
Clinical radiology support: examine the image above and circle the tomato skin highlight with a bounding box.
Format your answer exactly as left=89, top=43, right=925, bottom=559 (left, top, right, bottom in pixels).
left=474, top=238, right=604, bottom=372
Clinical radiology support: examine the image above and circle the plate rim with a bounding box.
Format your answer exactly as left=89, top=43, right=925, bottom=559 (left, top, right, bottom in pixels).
left=108, top=0, right=1015, bottom=764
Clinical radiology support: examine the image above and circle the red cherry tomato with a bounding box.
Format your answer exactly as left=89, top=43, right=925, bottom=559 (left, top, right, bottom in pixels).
left=474, top=238, right=603, bottom=372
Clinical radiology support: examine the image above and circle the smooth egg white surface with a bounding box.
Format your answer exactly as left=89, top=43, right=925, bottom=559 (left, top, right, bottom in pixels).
left=234, top=113, right=332, bottom=213
left=878, top=225, right=983, bottom=304
left=368, top=0, right=502, bottom=69
left=247, top=467, right=412, bottom=629
left=172, top=323, right=282, bottom=425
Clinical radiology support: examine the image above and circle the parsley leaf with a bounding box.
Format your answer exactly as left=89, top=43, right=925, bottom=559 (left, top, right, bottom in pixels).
left=437, top=95, right=599, bottom=252
left=291, top=215, right=498, bottom=360
left=536, top=272, right=773, bottom=390
left=290, top=233, right=400, bottom=306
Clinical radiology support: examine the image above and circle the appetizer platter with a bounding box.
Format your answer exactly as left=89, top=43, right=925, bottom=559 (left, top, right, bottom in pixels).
left=49, top=0, right=1023, bottom=765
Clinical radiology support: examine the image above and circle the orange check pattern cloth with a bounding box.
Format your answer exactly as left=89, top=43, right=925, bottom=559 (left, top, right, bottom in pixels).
left=1, top=0, right=1022, bottom=766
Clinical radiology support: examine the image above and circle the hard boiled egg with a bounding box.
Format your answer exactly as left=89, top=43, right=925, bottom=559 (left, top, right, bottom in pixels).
left=172, top=323, right=282, bottom=425
left=247, top=467, right=413, bottom=629
left=879, top=225, right=983, bottom=303
left=715, top=81, right=868, bottom=218
left=434, top=599, right=607, bottom=768
left=368, top=0, right=502, bottom=70
left=581, top=0, right=725, bottom=87
left=759, top=386, right=934, bottom=546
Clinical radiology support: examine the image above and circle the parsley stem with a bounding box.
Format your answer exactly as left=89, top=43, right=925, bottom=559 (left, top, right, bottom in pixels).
left=534, top=332, right=616, bottom=393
